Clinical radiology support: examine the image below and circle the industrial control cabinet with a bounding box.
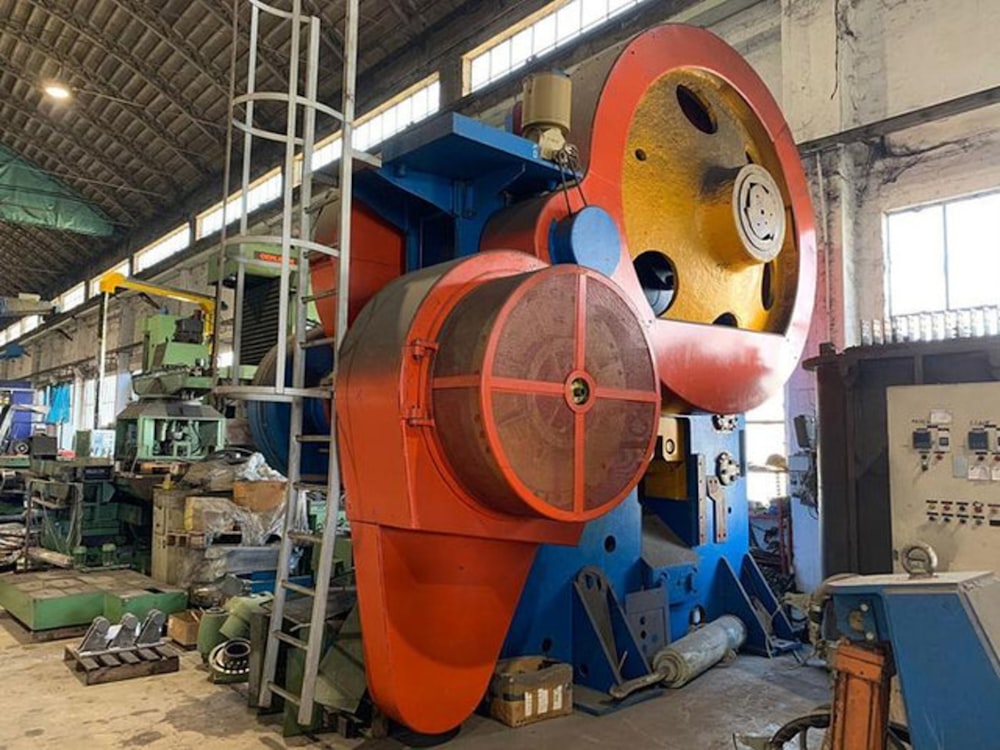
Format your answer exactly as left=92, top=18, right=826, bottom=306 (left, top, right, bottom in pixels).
left=887, top=382, right=1000, bottom=571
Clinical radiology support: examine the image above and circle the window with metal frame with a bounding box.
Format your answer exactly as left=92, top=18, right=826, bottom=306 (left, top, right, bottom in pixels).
left=59, top=283, right=86, bottom=313
left=133, top=225, right=192, bottom=273
left=20, top=315, right=40, bottom=335
left=886, top=190, right=1000, bottom=316
left=304, top=74, right=441, bottom=174
left=463, top=0, right=647, bottom=93
left=196, top=168, right=283, bottom=239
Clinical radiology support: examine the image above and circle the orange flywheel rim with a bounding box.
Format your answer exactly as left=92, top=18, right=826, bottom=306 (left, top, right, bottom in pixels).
left=580, top=24, right=817, bottom=413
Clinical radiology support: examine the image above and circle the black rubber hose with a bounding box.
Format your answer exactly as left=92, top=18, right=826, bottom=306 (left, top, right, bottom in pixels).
left=766, top=710, right=830, bottom=748
left=767, top=711, right=912, bottom=749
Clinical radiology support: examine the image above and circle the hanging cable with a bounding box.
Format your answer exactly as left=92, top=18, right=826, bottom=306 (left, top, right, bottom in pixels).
left=554, top=144, right=587, bottom=213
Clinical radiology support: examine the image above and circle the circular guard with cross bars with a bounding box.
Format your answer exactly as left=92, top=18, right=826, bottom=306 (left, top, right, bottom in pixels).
left=430, top=264, right=660, bottom=522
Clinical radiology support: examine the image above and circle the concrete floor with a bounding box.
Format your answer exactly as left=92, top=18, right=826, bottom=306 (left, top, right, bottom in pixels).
left=0, top=609, right=830, bottom=750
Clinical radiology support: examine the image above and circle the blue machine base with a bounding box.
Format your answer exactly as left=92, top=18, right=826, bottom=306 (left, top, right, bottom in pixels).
left=503, top=496, right=645, bottom=672
left=503, top=413, right=801, bottom=700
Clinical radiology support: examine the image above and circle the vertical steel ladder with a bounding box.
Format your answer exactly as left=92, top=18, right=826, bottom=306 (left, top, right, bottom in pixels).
left=214, top=0, right=370, bottom=726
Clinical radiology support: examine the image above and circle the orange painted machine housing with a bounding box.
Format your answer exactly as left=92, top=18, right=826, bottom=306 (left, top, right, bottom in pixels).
left=335, top=251, right=659, bottom=732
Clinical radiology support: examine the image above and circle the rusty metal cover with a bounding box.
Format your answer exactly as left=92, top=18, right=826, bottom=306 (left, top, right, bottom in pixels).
left=431, top=264, right=659, bottom=522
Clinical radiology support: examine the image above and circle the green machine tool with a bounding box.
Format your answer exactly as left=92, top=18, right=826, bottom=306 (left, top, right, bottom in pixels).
left=93, top=272, right=226, bottom=470
left=114, top=313, right=225, bottom=467
left=15, top=312, right=226, bottom=575
left=25, top=458, right=150, bottom=570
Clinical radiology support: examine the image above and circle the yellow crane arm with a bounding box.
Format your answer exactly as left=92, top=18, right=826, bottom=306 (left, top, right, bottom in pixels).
left=97, top=272, right=216, bottom=338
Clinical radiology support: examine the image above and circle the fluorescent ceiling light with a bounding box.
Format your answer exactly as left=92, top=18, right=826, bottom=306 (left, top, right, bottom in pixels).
left=41, top=80, right=73, bottom=100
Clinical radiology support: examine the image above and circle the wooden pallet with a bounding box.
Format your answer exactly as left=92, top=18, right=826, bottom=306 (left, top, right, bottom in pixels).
left=1, top=612, right=90, bottom=643
left=165, top=531, right=207, bottom=548
left=64, top=643, right=179, bottom=685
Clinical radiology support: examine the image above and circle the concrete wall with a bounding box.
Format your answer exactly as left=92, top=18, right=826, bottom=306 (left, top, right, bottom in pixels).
left=780, top=0, right=1000, bottom=588
left=784, top=0, right=1000, bottom=344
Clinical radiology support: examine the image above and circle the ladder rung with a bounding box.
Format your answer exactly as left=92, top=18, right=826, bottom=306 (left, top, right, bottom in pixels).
left=215, top=385, right=331, bottom=402
left=293, top=481, right=329, bottom=493
left=300, top=336, right=337, bottom=349
left=273, top=631, right=309, bottom=650
left=281, top=580, right=317, bottom=596
left=288, top=530, right=325, bottom=546
left=302, top=289, right=337, bottom=303
left=267, top=681, right=301, bottom=705
left=295, top=434, right=331, bottom=443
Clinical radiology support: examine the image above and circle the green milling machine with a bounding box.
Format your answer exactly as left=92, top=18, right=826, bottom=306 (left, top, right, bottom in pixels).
left=115, top=313, right=226, bottom=470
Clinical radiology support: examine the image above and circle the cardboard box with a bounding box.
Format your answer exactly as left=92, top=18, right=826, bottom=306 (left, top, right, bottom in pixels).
left=182, top=461, right=236, bottom=492
left=488, top=657, right=573, bottom=727
left=184, top=496, right=239, bottom=533
left=232, top=480, right=287, bottom=512
left=167, top=609, right=202, bottom=647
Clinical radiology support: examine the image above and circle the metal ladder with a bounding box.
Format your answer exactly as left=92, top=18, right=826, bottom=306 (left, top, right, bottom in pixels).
left=213, top=0, right=368, bottom=725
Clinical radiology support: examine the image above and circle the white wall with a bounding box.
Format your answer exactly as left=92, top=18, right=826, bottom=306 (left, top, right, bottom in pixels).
left=781, top=0, right=1000, bottom=341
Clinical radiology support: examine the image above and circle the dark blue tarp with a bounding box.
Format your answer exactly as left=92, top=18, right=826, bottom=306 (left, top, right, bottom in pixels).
left=0, top=380, right=34, bottom=440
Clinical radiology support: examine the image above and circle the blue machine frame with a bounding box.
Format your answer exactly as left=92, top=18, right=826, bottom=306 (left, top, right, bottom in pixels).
left=0, top=380, right=35, bottom=444
left=829, top=571, right=1000, bottom=749
left=504, top=412, right=798, bottom=701
left=351, top=113, right=798, bottom=694
left=354, top=113, right=567, bottom=272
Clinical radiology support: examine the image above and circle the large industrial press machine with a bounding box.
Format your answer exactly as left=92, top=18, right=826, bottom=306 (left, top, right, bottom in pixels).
left=248, top=24, right=815, bottom=734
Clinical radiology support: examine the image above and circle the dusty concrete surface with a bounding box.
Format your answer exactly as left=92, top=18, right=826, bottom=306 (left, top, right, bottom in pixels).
left=0, top=609, right=829, bottom=750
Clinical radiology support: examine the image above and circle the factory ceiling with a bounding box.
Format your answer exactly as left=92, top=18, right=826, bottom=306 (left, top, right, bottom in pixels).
left=0, top=0, right=509, bottom=300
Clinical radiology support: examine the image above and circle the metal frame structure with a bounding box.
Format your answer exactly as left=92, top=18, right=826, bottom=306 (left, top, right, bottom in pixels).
left=214, top=0, right=368, bottom=725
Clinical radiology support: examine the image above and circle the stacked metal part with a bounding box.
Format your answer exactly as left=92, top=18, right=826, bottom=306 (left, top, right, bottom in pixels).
left=248, top=23, right=815, bottom=734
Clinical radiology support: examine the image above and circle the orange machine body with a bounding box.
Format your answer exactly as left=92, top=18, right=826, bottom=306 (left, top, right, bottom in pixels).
left=336, top=251, right=659, bottom=732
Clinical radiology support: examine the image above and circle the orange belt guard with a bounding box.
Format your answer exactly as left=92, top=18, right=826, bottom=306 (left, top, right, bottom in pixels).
left=336, top=251, right=659, bottom=732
